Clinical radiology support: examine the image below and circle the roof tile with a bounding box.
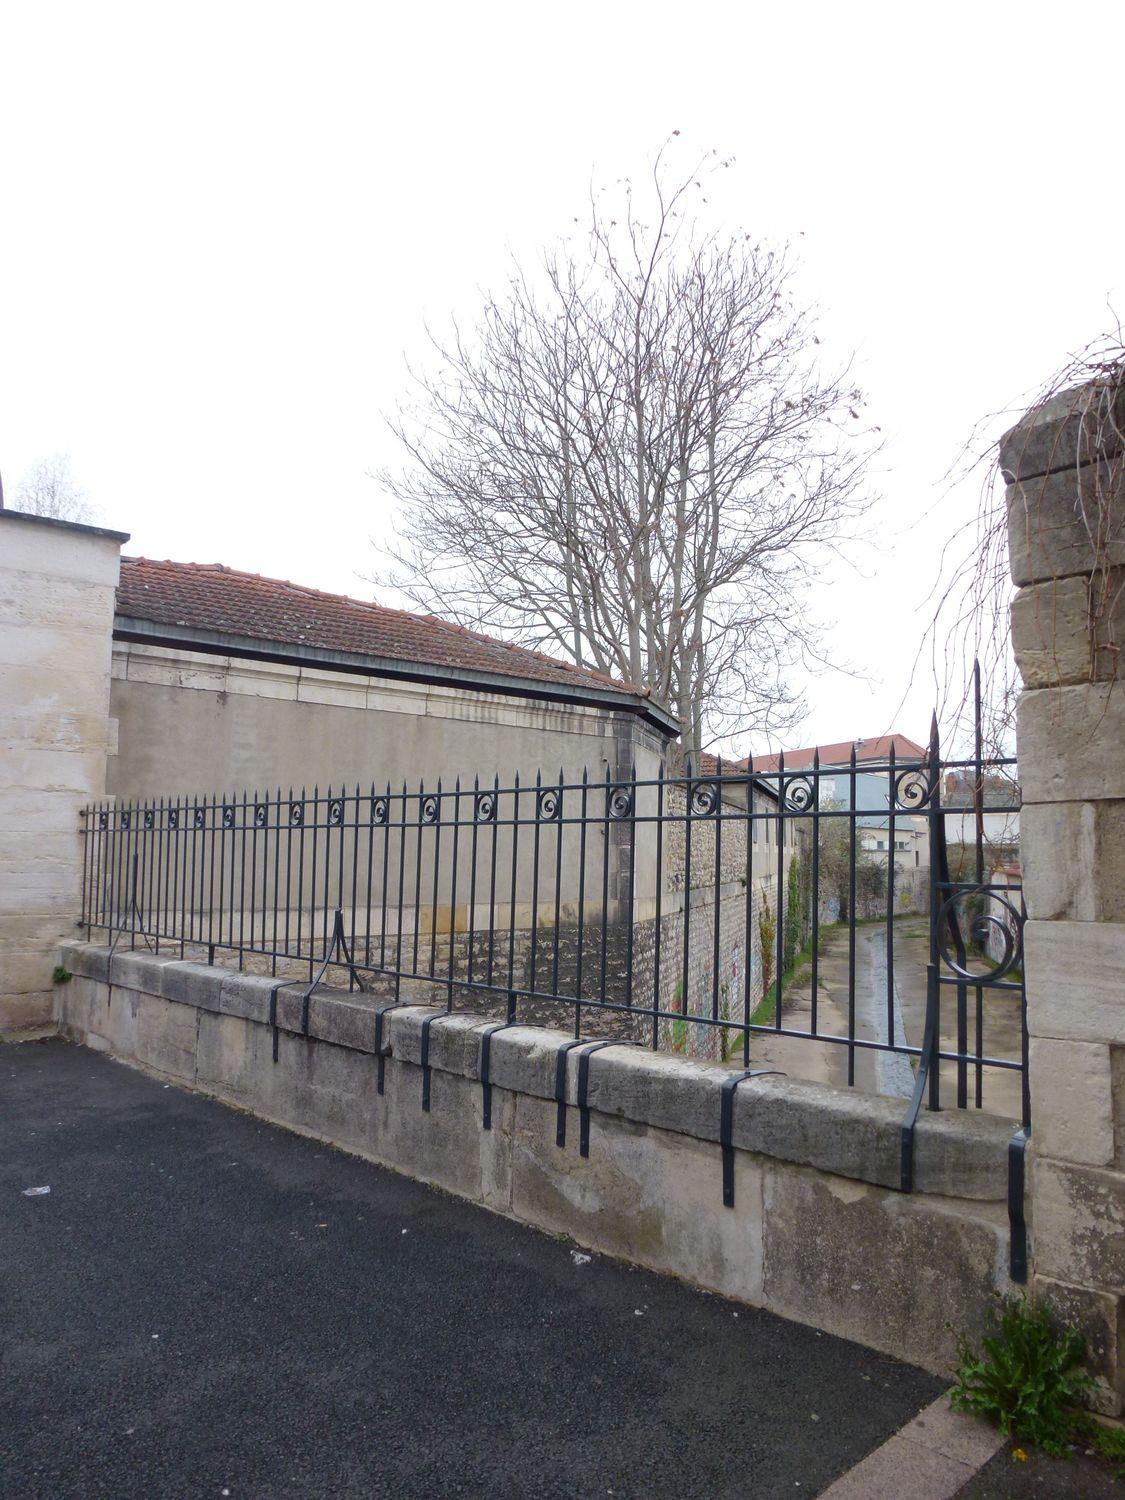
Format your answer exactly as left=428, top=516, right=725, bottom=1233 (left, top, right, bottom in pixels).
left=115, top=558, right=642, bottom=701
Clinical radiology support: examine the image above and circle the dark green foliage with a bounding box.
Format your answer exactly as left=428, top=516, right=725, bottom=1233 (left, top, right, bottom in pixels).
left=758, top=898, right=775, bottom=996
left=783, top=856, right=802, bottom=976
left=950, top=1296, right=1094, bottom=1457
left=51, top=966, right=71, bottom=985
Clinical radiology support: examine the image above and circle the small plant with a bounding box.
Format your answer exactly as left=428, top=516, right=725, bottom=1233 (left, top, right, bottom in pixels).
left=51, top=965, right=72, bottom=985
left=758, top=898, right=775, bottom=995
left=950, top=1296, right=1094, bottom=1457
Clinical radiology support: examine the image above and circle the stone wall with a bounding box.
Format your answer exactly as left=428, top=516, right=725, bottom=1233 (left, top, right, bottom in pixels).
left=1002, top=379, right=1125, bottom=1413
left=0, top=511, right=127, bottom=1032
left=55, top=938, right=1017, bottom=1378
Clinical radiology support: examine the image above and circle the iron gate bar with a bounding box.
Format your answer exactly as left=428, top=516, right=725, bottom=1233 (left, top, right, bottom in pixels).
left=1008, top=1126, right=1031, bottom=1284
left=79, top=675, right=1028, bottom=1236
left=269, top=979, right=285, bottom=1064
left=899, top=963, right=941, bottom=1193
left=721, top=1070, right=783, bottom=1208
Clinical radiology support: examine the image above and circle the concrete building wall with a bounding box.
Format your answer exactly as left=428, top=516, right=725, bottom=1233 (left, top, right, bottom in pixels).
left=107, top=641, right=668, bottom=799
left=0, top=510, right=126, bottom=1032
left=1002, top=379, right=1125, bottom=1413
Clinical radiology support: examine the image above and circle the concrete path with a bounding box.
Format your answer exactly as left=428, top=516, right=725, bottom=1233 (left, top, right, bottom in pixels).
left=753, top=919, right=1025, bottom=1120
left=0, top=1039, right=952, bottom=1499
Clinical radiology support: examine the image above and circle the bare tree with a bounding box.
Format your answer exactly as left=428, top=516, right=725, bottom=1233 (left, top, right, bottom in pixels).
left=379, top=144, right=876, bottom=756
left=11, top=453, right=93, bottom=523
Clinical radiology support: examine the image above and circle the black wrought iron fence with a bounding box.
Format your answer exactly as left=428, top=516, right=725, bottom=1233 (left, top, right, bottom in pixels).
left=80, top=726, right=1026, bottom=1124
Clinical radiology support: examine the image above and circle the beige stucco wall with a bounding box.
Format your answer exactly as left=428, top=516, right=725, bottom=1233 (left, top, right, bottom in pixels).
left=0, top=511, right=125, bottom=1031
left=108, top=642, right=668, bottom=798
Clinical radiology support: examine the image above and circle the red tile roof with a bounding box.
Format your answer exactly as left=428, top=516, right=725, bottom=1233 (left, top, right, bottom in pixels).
left=749, top=733, right=927, bottom=773
left=115, top=557, right=648, bottom=703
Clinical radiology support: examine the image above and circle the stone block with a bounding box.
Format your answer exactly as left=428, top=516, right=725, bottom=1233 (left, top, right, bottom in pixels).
left=107, top=948, right=182, bottom=995
left=761, top=1164, right=1008, bottom=1373
left=1007, top=460, right=1125, bottom=586
left=134, top=991, right=198, bottom=1082
left=218, top=970, right=281, bottom=1025
left=1029, top=1038, right=1115, bottom=1166
left=1035, top=1275, right=1124, bottom=1416
left=1114, top=1046, right=1125, bottom=1171
left=384, top=1007, right=490, bottom=1077
left=57, top=942, right=112, bottom=983
left=374, top=1055, right=510, bottom=1211
left=1018, top=684, right=1125, bottom=803
left=1024, top=920, right=1125, bottom=1044
left=1011, top=573, right=1125, bottom=687
left=734, top=1075, right=901, bottom=1188
left=487, top=1024, right=571, bottom=1101
left=508, top=1091, right=764, bottom=1304
left=1032, top=1157, right=1125, bottom=1295
left=999, top=381, right=1125, bottom=483
left=158, top=960, right=227, bottom=1012
left=913, top=1109, right=1013, bottom=1200
left=308, top=990, right=379, bottom=1053
left=1021, top=801, right=1125, bottom=922
left=578, top=1042, right=729, bottom=1142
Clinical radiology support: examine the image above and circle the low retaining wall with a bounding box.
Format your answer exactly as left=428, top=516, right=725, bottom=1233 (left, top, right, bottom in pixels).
left=55, top=940, right=1016, bottom=1375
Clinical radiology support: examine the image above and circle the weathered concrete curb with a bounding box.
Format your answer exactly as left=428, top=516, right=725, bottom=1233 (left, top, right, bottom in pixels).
left=55, top=940, right=1017, bottom=1376
left=819, top=1395, right=1006, bottom=1499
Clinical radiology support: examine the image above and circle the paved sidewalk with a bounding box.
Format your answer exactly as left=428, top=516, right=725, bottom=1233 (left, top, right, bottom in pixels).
left=1, top=1039, right=946, bottom=1499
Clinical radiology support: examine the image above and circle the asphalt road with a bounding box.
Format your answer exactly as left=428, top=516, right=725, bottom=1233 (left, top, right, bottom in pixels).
left=2, top=1039, right=945, bottom=1499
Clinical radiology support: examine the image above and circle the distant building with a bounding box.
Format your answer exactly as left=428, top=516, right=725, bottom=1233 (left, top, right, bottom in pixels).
left=750, top=733, right=930, bottom=868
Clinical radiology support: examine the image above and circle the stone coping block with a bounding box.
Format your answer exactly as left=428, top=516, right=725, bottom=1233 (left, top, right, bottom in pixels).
left=999, top=380, right=1125, bottom=482
left=57, top=941, right=1014, bottom=1199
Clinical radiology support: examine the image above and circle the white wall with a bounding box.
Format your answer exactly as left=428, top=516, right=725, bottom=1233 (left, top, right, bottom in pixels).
left=0, top=510, right=125, bottom=1030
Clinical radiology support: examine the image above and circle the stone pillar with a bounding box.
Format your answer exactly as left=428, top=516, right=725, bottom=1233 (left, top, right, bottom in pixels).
left=1002, top=379, right=1125, bottom=1414
left=0, top=509, right=128, bottom=1033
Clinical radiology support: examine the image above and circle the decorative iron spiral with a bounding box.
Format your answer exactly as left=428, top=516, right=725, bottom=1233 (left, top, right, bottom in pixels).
left=167, top=809, right=179, bottom=830
left=194, top=808, right=207, bottom=830
left=937, top=886, right=1024, bottom=984
left=371, top=796, right=389, bottom=825
left=222, top=805, right=236, bottom=829
left=143, top=810, right=155, bottom=830
left=894, top=767, right=933, bottom=811
left=607, top=784, right=634, bottom=819
left=474, top=792, right=496, bottom=823
left=420, top=794, right=439, bottom=825
left=689, top=781, right=718, bottom=817
left=328, top=798, right=344, bottom=827
left=782, top=774, right=815, bottom=813
left=289, top=800, right=304, bottom=827
left=98, top=811, right=109, bottom=830
left=121, top=811, right=131, bottom=829
left=254, top=803, right=268, bottom=828
left=537, top=788, right=560, bottom=821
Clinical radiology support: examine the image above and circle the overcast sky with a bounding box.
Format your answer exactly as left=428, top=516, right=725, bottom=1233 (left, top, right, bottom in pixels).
left=2, top=2, right=1121, bottom=756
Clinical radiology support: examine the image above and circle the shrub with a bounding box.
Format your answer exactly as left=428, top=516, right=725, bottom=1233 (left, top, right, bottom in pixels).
left=783, top=856, right=802, bottom=975
left=950, top=1296, right=1094, bottom=1457
left=758, top=898, right=775, bottom=996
